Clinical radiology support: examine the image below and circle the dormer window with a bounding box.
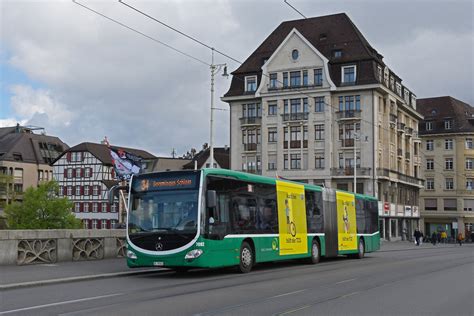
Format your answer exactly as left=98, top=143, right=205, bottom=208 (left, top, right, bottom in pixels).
left=342, top=65, right=356, bottom=84
left=377, top=66, right=382, bottom=82
left=444, top=119, right=453, bottom=130
left=395, top=83, right=401, bottom=96
left=390, top=76, right=394, bottom=90
left=426, top=121, right=433, bottom=131
left=290, top=71, right=301, bottom=86
left=314, top=68, right=323, bottom=86
left=333, top=50, right=342, bottom=58
left=245, top=76, right=257, bottom=92
left=269, top=73, right=277, bottom=89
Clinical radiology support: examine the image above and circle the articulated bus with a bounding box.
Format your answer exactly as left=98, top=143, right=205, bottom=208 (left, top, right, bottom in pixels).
left=122, top=168, right=380, bottom=273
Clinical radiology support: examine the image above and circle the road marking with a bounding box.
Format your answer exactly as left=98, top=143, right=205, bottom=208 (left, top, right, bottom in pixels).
left=340, top=291, right=359, bottom=298
left=277, top=305, right=311, bottom=315
left=0, top=293, right=123, bottom=315
left=272, top=289, right=306, bottom=298
left=335, top=278, right=357, bottom=284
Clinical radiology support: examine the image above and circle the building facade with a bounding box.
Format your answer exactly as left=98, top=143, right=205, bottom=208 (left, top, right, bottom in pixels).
left=418, top=96, right=474, bottom=239
left=0, top=125, right=68, bottom=209
left=52, top=142, right=156, bottom=229
left=222, top=13, right=424, bottom=240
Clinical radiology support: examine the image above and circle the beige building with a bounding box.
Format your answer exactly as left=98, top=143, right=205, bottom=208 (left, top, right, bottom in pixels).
left=418, top=96, right=474, bottom=240
left=0, top=124, right=68, bottom=209
left=222, top=13, right=424, bottom=241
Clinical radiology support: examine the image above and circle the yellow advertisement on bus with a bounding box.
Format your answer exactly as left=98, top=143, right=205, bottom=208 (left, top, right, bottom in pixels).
left=276, top=180, right=308, bottom=255
left=336, top=191, right=357, bottom=251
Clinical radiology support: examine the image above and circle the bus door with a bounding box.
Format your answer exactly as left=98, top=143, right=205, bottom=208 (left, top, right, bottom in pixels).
left=322, top=188, right=338, bottom=257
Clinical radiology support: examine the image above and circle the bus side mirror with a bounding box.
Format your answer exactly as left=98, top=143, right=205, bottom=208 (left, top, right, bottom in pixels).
left=108, top=184, right=128, bottom=204
left=207, top=190, right=217, bottom=208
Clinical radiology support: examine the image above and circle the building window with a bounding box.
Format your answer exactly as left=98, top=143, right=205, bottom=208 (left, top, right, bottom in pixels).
left=84, top=203, right=89, bottom=212
left=314, top=68, right=323, bottom=86
left=101, top=220, right=107, bottom=229
left=466, top=158, right=473, bottom=170
left=395, top=83, right=402, bottom=96
left=93, top=186, right=99, bottom=196
left=84, top=168, right=92, bottom=178
left=445, top=158, right=453, bottom=170
left=83, top=220, right=89, bottom=229
left=445, top=178, right=454, bottom=190
left=75, top=186, right=81, bottom=196
left=67, top=186, right=72, bottom=196
left=302, top=70, right=308, bottom=86
left=303, top=98, right=309, bottom=114
left=315, top=124, right=325, bottom=140
left=283, top=72, right=288, bottom=87
left=464, top=199, right=474, bottom=211
left=444, top=199, right=457, bottom=211
left=466, top=179, right=473, bottom=190
left=425, top=198, right=437, bottom=211
left=102, top=202, right=107, bottom=212
left=75, top=203, right=81, bottom=212
left=290, top=154, right=301, bottom=169
left=444, top=120, right=453, bottom=130
left=426, top=140, right=434, bottom=151
left=268, top=102, right=277, bottom=115
left=67, top=169, right=73, bottom=178
left=315, top=155, right=325, bottom=169
left=111, top=203, right=117, bottom=213
left=426, top=122, right=433, bottom=131
left=377, top=66, right=382, bottom=82
left=426, top=159, right=434, bottom=170
left=245, top=76, right=257, bottom=92
left=342, top=66, right=356, bottom=83
left=426, top=179, right=434, bottom=190
left=268, top=128, right=277, bottom=143
left=283, top=154, right=288, bottom=170
left=84, top=185, right=90, bottom=196
left=445, top=139, right=453, bottom=150
left=333, top=50, right=342, bottom=58
left=269, top=73, right=277, bottom=88
left=466, top=138, right=473, bottom=149
left=314, top=97, right=324, bottom=112
left=92, top=203, right=98, bottom=212
left=291, top=49, right=299, bottom=60
left=92, top=219, right=98, bottom=229
left=290, top=71, right=301, bottom=86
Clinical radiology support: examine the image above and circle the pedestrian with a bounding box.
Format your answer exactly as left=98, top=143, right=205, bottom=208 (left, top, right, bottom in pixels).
left=414, top=228, right=422, bottom=246
left=437, top=232, right=441, bottom=244
left=457, top=232, right=464, bottom=246
left=431, top=232, right=437, bottom=246
left=441, top=231, right=447, bottom=243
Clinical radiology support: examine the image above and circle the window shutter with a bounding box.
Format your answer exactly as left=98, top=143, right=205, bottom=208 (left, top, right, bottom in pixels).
left=98, top=186, right=101, bottom=195
left=98, top=203, right=102, bottom=212
left=111, top=169, right=115, bottom=179
left=107, top=220, right=111, bottom=229
left=64, top=169, right=67, bottom=178
left=80, top=186, right=84, bottom=195
left=67, top=152, right=71, bottom=162
left=81, top=168, right=85, bottom=177
left=88, top=219, right=92, bottom=229
left=63, top=186, right=67, bottom=195
left=72, top=186, right=76, bottom=196
left=80, top=203, right=83, bottom=212
left=89, top=168, right=93, bottom=178
left=72, top=169, right=76, bottom=178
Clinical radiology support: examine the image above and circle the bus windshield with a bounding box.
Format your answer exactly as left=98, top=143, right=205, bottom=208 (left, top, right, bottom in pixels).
left=129, top=190, right=199, bottom=234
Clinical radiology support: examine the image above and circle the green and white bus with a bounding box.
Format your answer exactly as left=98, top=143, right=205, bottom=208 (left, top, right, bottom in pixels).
left=122, top=168, right=379, bottom=273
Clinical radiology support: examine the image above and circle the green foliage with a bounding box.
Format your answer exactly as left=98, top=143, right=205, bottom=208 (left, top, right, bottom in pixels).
left=5, top=181, right=82, bottom=229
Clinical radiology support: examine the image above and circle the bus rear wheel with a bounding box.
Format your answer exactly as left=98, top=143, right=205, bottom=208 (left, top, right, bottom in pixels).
left=307, top=239, right=321, bottom=264
left=238, top=241, right=253, bottom=273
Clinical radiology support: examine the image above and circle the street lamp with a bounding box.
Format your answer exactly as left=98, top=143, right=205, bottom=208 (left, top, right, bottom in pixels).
left=209, top=48, right=228, bottom=168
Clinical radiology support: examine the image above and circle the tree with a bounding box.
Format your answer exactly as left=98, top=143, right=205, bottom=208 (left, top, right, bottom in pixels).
left=5, top=180, right=82, bottom=229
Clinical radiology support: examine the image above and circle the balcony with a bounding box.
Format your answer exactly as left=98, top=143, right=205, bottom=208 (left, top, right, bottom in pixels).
left=397, top=122, right=405, bottom=133
left=405, top=127, right=413, bottom=136
left=243, top=143, right=258, bottom=152
left=240, top=116, right=261, bottom=125
left=283, top=140, right=308, bottom=149
left=342, top=138, right=355, bottom=148
left=281, top=112, right=308, bottom=122
left=336, top=110, right=361, bottom=121
left=376, top=168, right=425, bottom=186
left=331, top=167, right=371, bottom=176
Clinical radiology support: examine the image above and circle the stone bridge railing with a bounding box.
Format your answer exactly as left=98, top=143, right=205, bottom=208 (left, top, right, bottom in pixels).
left=0, top=230, right=126, bottom=265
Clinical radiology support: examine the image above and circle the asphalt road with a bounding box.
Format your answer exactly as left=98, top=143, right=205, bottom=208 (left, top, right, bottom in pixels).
left=1, top=245, right=473, bottom=316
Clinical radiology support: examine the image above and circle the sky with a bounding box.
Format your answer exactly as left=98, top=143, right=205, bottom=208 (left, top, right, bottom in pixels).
left=0, top=0, right=473, bottom=157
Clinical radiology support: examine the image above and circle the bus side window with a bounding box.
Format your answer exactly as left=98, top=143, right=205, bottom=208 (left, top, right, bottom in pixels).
left=231, top=196, right=257, bottom=233
left=314, top=191, right=323, bottom=233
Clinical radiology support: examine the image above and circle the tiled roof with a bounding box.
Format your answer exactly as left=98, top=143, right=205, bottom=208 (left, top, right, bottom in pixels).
left=182, top=147, right=230, bottom=170
left=0, top=125, right=68, bottom=165
left=52, top=142, right=156, bottom=166
left=225, top=13, right=384, bottom=97
left=417, top=96, right=474, bottom=135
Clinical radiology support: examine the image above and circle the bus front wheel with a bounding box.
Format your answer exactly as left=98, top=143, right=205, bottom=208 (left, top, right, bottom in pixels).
left=308, top=239, right=321, bottom=264
left=354, top=238, right=365, bottom=259
left=238, top=241, right=254, bottom=273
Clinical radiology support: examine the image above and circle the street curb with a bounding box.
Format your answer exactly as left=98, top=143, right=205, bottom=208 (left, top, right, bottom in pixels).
left=0, top=268, right=168, bottom=290
left=378, top=243, right=473, bottom=252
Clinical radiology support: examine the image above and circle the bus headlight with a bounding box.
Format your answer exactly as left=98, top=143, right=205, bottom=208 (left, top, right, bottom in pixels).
left=126, top=250, right=137, bottom=260
left=184, top=249, right=203, bottom=261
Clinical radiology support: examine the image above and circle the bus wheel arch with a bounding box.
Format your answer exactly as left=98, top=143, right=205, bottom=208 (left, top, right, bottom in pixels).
left=356, top=237, right=365, bottom=259
left=238, top=239, right=255, bottom=273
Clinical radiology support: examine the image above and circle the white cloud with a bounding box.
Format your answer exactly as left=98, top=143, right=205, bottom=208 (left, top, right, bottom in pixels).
left=0, top=118, right=27, bottom=128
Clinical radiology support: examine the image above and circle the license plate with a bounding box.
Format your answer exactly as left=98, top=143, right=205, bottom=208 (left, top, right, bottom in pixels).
left=153, top=261, right=164, bottom=266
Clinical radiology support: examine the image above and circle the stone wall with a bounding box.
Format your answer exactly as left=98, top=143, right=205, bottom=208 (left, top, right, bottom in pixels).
left=0, top=229, right=126, bottom=265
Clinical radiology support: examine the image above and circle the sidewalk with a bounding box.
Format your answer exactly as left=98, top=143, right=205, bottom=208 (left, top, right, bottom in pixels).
left=379, top=240, right=473, bottom=252
left=0, top=258, right=164, bottom=290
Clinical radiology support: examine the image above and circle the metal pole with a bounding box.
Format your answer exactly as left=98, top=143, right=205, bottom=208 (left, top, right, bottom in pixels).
left=354, top=122, right=357, bottom=193
left=210, top=49, right=215, bottom=168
